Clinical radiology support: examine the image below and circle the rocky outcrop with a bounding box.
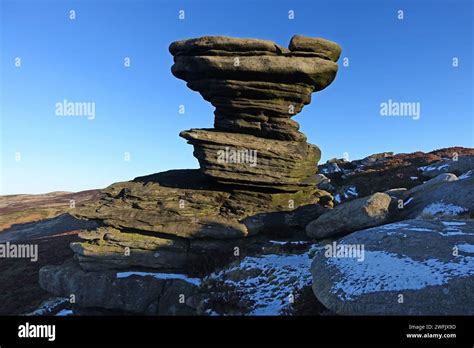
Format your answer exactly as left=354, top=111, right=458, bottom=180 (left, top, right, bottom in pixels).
left=311, top=219, right=474, bottom=315
left=172, top=35, right=340, bottom=190
left=39, top=35, right=341, bottom=314
left=306, top=192, right=393, bottom=239
left=318, top=147, right=474, bottom=202
left=418, top=156, right=474, bottom=178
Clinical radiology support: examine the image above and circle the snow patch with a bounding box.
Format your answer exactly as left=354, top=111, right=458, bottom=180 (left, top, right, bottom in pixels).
left=457, top=244, right=474, bottom=254
left=386, top=231, right=407, bottom=237
left=208, top=251, right=313, bottom=315
left=442, top=221, right=466, bottom=226
left=269, top=240, right=308, bottom=245
left=29, top=297, right=69, bottom=316
left=418, top=163, right=450, bottom=172
left=328, top=250, right=474, bottom=300
left=422, top=202, right=467, bottom=216
left=438, top=221, right=472, bottom=237
left=346, top=186, right=358, bottom=197
left=380, top=223, right=411, bottom=230
left=459, top=170, right=473, bottom=180
left=116, top=271, right=201, bottom=286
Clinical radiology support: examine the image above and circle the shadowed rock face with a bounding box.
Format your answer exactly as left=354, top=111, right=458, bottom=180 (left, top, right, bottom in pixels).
left=170, top=35, right=341, bottom=190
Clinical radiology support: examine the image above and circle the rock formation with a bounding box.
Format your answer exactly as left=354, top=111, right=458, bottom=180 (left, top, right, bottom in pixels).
left=174, top=35, right=340, bottom=191
left=39, top=35, right=341, bottom=314
left=306, top=192, right=393, bottom=239
left=317, top=147, right=474, bottom=202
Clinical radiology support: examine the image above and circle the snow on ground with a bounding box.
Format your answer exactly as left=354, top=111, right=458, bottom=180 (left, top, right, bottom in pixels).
left=459, top=170, right=473, bottom=180
left=438, top=221, right=473, bottom=237
left=56, top=309, right=73, bottom=316
left=207, top=249, right=313, bottom=315
left=407, top=228, right=433, bottom=232
left=269, top=240, right=308, bottom=245
left=333, top=186, right=358, bottom=204
left=418, top=163, right=450, bottom=172
left=345, top=186, right=358, bottom=198
left=442, top=221, right=466, bottom=227
left=116, top=271, right=201, bottom=286
left=386, top=232, right=407, bottom=237
left=457, top=243, right=474, bottom=254
left=422, top=201, right=467, bottom=216
left=380, top=223, right=411, bottom=230
left=29, top=297, right=69, bottom=316
left=328, top=250, right=474, bottom=301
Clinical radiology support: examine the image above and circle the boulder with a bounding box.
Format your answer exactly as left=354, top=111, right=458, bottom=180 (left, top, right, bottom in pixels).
left=400, top=174, right=473, bottom=219
left=39, top=259, right=200, bottom=315
left=288, top=35, right=342, bottom=61
left=306, top=192, right=393, bottom=239
left=408, top=173, right=458, bottom=194
left=311, top=219, right=474, bottom=315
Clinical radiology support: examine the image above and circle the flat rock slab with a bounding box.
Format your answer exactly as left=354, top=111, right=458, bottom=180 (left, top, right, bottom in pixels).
left=0, top=214, right=98, bottom=242
left=180, top=129, right=321, bottom=191
left=311, top=219, right=474, bottom=315
left=169, top=36, right=288, bottom=56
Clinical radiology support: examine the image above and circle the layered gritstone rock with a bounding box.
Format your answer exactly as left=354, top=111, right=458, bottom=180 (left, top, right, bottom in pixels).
left=171, top=35, right=340, bottom=189
left=180, top=129, right=321, bottom=191
left=39, top=35, right=341, bottom=314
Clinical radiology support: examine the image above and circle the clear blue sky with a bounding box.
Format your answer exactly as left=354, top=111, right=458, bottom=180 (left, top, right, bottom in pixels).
left=1, top=0, right=472, bottom=194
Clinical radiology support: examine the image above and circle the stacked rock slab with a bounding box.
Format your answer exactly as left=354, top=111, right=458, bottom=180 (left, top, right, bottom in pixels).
left=173, top=35, right=340, bottom=190
left=39, top=35, right=341, bottom=314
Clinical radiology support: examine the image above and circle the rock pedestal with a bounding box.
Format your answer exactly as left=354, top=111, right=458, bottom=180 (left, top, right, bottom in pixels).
left=39, top=35, right=341, bottom=314
left=173, top=35, right=340, bottom=190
